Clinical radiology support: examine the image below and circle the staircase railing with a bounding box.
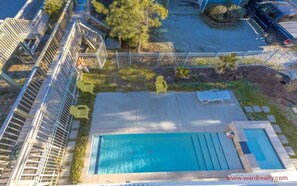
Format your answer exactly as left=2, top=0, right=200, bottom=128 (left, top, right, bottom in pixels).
left=83, top=12, right=110, bottom=35
left=0, top=0, right=74, bottom=183
left=10, top=22, right=80, bottom=185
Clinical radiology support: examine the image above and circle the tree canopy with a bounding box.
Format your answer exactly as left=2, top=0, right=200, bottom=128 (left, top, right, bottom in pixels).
left=92, top=0, right=109, bottom=15
left=105, top=0, right=168, bottom=49
left=44, top=0, right=63, bottom=18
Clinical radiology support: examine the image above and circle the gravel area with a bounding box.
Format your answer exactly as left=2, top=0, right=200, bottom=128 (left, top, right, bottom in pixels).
left=152, top=14, right=268, bottom=52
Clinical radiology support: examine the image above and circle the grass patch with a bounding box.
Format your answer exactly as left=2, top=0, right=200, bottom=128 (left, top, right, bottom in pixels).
left=68, top=93, right=95, bottom=184
left=82, top=62, right=156, bottom=92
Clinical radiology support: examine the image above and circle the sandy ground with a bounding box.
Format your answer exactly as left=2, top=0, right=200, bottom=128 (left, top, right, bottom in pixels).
left=0, top=0, right=26, bottom=19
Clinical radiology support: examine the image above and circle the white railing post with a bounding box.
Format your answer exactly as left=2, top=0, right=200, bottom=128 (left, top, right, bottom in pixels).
left=115, top=51, right=120, bottom=69
left=264, top=50, right=278, bottom=65
left=157, top=52, right=160, bottom=67
left=183, top=52, right=190, bottom=67
left=129, top=52, right=132, bottom=67
left=213, top=52, right=221, bottom=67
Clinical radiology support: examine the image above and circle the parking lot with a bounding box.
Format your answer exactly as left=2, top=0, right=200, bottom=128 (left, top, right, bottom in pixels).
left=150, top=0, right=269, bottom=52
left=157, top=15, right=269, bottom=52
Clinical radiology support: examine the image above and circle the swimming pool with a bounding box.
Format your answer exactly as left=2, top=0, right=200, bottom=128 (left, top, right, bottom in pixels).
left=244, top=129, right=284, bottom=169
left=89, top=132, right=242, bottom=174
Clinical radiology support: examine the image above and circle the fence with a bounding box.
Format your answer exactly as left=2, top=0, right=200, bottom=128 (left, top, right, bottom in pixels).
left=78, top=22, right=108, bottom=69
left=115, top=50, right=296, bottom=70
left=0, top=0, right=75, bottom=184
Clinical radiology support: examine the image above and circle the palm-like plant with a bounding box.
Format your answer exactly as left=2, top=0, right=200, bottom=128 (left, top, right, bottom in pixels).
left=285, top=79, right=297, bottom=92
left=215, top=53, right=238, bottom=74
left=175, top=65, right=190, bottom=78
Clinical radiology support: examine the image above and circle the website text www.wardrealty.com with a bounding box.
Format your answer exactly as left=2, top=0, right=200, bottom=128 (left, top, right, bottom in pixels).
left=226, top=175, right=289, bottom=182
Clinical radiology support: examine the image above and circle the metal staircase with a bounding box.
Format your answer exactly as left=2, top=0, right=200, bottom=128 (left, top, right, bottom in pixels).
left=83, top=13, right=110, bottom=36
left=0, top=1, right=72, bottom=184
left=0, top=1, right=107, bottom=184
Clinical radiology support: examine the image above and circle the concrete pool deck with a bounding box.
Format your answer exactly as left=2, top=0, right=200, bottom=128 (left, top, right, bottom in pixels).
left=81, top=91, right=247, bottom=183
left=90, top=91, right=247, bottom=132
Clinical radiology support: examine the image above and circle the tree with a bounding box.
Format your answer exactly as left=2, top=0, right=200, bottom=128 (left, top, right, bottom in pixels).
left=92, top=0, right=108, bottom=15
left=44, top=0, right=63, bottom=18
left=106, top=0, right=167, bottom=50
left=215, top=53, right=238, bottom=74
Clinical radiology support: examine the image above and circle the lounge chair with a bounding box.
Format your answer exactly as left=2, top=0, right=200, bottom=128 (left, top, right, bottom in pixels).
left=155, top=75, right=168, bottom=95
left=197, top=89, right=231, bottom=104
left=69, top=105, right=90, bottom=120
left=77, top=80, right=94, bottom=94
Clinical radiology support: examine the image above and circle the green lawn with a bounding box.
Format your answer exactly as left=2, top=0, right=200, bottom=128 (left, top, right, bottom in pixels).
left=69, top=62, right=297, bottom=183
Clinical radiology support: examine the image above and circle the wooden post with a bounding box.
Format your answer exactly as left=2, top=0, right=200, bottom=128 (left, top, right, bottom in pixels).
left=14, top=108, right=32, bottom=119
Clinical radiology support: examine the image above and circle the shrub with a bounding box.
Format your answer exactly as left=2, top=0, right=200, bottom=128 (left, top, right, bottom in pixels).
left=225, top=4, right=246, bottom=22
left=175, top=66, right=190, bottom=78
left=92, top=0, right=108, bottom=15
left=44, top=0, right=63, bottom=17
left=204, top=3, right=217, bottom=14
left=215, top=53, right=238, bottom=74
left=204, top=3, right=245, bottom=24
left=285, top=79, right=297, bottom=92
left=208, top=5, right=228, bottom=23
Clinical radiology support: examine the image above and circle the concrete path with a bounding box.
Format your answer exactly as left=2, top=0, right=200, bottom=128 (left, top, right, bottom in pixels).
left=90, top=91, right=247, bottom=131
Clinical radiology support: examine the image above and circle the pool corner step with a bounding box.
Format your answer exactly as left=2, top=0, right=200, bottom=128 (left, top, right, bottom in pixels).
left=218, top=133, right=243, bottom=170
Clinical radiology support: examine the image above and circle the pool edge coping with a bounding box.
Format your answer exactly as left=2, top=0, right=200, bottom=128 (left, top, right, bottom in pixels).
left=229, top=121, right=296, bottom=173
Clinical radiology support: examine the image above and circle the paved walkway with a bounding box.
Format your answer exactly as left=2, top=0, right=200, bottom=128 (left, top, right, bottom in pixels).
left=90, top=91, right=247, bottom=132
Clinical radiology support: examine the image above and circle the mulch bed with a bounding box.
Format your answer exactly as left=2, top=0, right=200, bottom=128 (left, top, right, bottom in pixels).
left=154, top=66, right=297, bottom=106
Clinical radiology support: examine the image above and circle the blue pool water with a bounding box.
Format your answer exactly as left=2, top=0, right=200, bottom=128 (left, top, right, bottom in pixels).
left=244, top=129, right=284, bottom=169
left=89, top=132, right=242, bottom=174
